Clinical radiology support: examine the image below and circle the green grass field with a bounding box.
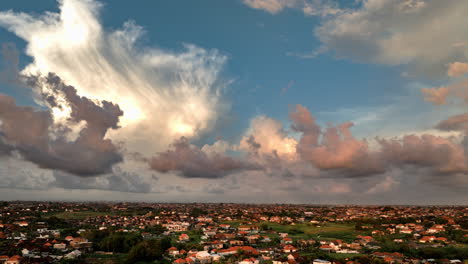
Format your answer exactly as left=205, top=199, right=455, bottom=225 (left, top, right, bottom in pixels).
left=219, top=220, right=360, bottom=241
left=219, top=220, right=245, bottom=228
left=328, top=252, right=364, bottom=259
left=48, top=211, right=111, bottom=220
left=85, top=253, right=128, bottom=264
left=264, top=222, right=357, bottom=240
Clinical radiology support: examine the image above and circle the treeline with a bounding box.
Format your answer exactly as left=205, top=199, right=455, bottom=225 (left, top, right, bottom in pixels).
left=370, top=240, right=468, bottom=260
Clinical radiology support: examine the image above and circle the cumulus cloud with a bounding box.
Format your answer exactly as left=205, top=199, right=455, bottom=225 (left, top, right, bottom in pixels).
left=290, top=105, right=382, bottom=176
left=448, top=62, right=468, bottom=78
left=0, top=0, right=227, bottom=156
left=421, top=86, right=450, bottom=105
left=0, top=73, right=123, bottom=176
left=239, top=105, right=468, bottom=181
left=149, top=137, right=259, bottom=178
left=245, top=0, right=468, bottom=76
left=315, top=0, right=468, bottom=76
left=378, top=134, right=467, bottom=175
left=240, top=116, right=298, bottom=159
left=436, top=113, right=468, bottom=132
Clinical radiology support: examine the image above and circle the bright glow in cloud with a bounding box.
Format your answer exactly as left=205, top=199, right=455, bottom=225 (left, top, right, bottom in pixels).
left=240, top=116, right=298, bottom=160
left=448, top=62, right=468, bottom=77
left=0, top=0, right=227, bottom=155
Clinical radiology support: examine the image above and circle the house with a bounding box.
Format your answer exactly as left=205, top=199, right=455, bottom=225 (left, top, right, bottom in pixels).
left=53, top=243, right=67, bottom=250
left=436, top=237, right=448, bottom=242
left=357, top=235, right=373, bottom=243
left=0, top=256, right=9, bottom=264
left=229, top=240, right=244, bottom=246
left=21, top=249, right=32, bottom=258
left=209, top=241, right=224, bottom=249
left=168, top=247, right=180, bottom=256
left=427, top=226, right=445, bottom=233
left=400, top=228, right=413, bottom=234
left=372, top=230, right=384, bottom=236
left=6, top=256, right=22, bottom=264
left=313, top=259, right=331, bottom=264
left=283, top=245, right=297, bottom=253
left=319, top=245, right=333, bottom=252
left=195, top=251, right=211, bottom=263
left=239, top=258, right=259, bottom=264
left=64, top=250, right=82, bottom=259
left=281, top=237, right=293, bottom=244
left=70, top=237, right=92, bottom=249
left=419, top=236, right=436, bottom=243
left=173, top=259, right=186, bottom=264
left=15, top=221, right=28, bottom=227
left=336, top=249, right=359, bottom=254
left=174, top=258, right=195, bottom=264
left=179, top=233, right=190, bottom=242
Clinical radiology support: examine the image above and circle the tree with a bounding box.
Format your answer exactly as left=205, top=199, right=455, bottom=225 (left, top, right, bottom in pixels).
left=126, top=238, right=172, bottom=264
left=190, top=208, right=207, bottom=218
left=144, top=224, right=167, bottom=235
left=46, top=216, right=69, bottom=229
left=99, top=232, right=142, bottom=253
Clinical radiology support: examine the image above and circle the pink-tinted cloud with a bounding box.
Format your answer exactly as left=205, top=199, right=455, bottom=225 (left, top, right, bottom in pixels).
left=149, top=137, right=259, bottom=178
left=421, top=86, right=450, bottom=105
left=448, top=62, right=468, bottom=77
left=290, top=105, right=382, bottom=176
left=378, top=134, right=467, bottom=175
left=288, top=105, right=468, bottom=178
left=436, top=113, right=468, bottom=132
left=421, top=79, right=468, bottom=106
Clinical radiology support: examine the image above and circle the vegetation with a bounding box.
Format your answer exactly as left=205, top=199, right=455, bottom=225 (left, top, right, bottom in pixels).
left=126, top=237, right=172, bottom=264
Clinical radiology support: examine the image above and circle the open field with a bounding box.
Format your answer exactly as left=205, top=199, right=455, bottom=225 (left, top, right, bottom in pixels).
left=84, top=253, right=128, bottom=264
left=220, top=221, right=362, bottom=241
left=264, top=222, right=358, bottom=241
left=327, top=252, right=364, bottom=259
left=47, top=211, right=111, bottom=220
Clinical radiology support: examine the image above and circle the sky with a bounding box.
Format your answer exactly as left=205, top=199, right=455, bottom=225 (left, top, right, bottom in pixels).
left=0, top=0, right=467, bottom=204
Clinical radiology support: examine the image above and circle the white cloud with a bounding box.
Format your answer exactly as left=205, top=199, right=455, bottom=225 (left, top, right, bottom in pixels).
left=239, top=115, right=298, bottom=159
left=243, top=0, right=341, bottom=17
left=316, top=0, right=468, bottom=77
left=242, top=0, right=298, bottom=14
left=0, top=0, right=227, bottom=156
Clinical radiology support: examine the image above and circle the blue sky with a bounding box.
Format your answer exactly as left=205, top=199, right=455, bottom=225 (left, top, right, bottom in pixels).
left=0, top=0, right=467, bottom=204
left=1, top=0, right=409, bottom=135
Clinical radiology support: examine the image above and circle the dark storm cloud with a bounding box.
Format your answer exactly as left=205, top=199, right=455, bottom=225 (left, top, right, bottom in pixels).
left=0, top=73, right=124, bottom=176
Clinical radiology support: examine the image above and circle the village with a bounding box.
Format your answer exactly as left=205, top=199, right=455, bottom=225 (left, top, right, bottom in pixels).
left=0, top=202, right=466, bottom=264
